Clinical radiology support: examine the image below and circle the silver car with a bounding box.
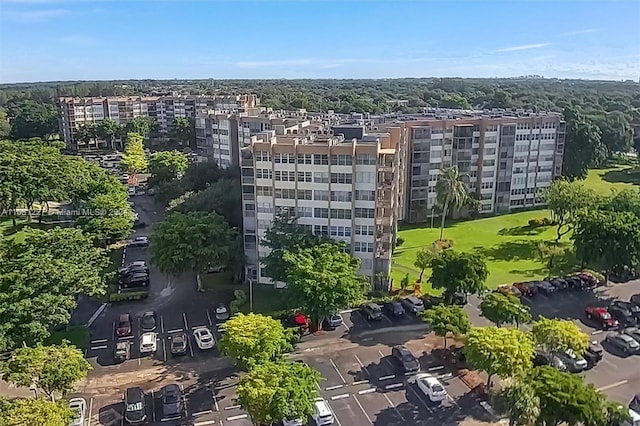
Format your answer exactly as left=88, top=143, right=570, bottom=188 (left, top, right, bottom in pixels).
left=401, top=296, right=425, bottom=313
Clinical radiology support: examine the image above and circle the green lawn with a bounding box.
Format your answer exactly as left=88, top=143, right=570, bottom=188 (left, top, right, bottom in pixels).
left=584, top=165, right=640, bottom=195
left=44, top=325, right=89, bottom=350
left=199, top=273, right=290, bottom=314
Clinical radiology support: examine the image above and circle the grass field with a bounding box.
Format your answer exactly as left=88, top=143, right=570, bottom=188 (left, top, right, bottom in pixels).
left=44, top=325, right=89, bottom=350
left=584, top=164, right=640, bottom=195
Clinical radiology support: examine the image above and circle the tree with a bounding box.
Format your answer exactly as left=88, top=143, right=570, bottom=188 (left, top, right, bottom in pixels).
left=420, top=304, right=470, bottom=348
left=544, top=179, right=597, bottom=245
left=148, top=150, right=189, bottom=187
left=429, top=250, right=488, bottom=302
left=494, top=380, right=541, bottom=426
left=572, top=210, right=640, bottom=282
left=76, top=191, right=135, bottom=245
left=596, top=111, right=633, bottom=155
left=464, top=326, right=535, bottom=387
left=531, top=317, right=589, bottom=355
left=236, top=361, right=321, bottom=425
left=96, top=118, right=122, bottom=150
left=122, top=116, right=155, bottom=138
left=435, top=166, right=471, bottom=240
left=170, top=178, right=242, bottom=228
left=218, top=313, right=295, bottom=370
left=282, top=242, right=367, bottom=326
left=0, top=108, right=11, bottom=139
left=634, top=136, right=640, bottom=157
left=76, top=123, right=98, bottom=147
left=0, top=228, right=109, bottom=350
left=0, top=397, right=74, bottom=426
left=536, top=241, right=568, bottom=279
left=170, top=117, right=194, bottom=146
left=150, top=211, right=237, bottom=290
left=562, top=107, right=606, bottom=180
left=154, top=178, right=186, bottom=207
left=1, top=342, right=91, bottom=401
left=414, top=245, right=437, bottom=283
left=527, top=366, right=609, bottom=426
left=479, top=292, right=531, bottom=327
left=180, top=160, right=226, bottom=192
left=120, top=132, right=147, bottom=176
left=7, top=100, right=58, bottom=140
left=400, top=273, right=410, bottom=291
left=262, top=211, right=329, bottom=283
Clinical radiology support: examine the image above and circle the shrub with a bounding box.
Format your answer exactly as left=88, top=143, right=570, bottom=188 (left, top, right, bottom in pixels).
left=435, top=239, right=454, bottom=250
left=108, top=291, right=148, bottom=303
left=528, top=218, right=544, bottom=227
left=234, top=289, right=247, bottom=305
left=395, top=237, right=405, bottom=247
left=541, top=217, right=554, bottom=226
left=581, top=269, right=605, bottom=283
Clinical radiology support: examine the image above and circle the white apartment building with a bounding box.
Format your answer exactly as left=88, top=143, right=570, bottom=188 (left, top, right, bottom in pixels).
left=240, top=127, right=406, bottom=288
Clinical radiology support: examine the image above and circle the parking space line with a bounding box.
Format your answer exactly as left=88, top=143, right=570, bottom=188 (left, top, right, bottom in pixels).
left=427, top=365, right=445, bottom=372
left=193, top=410, right=213, bottom=416
left=194, top=421, right=218, bottom=426
left=382, top=393, right=406, bottom=422
left=340, top=313, right=349, bottom=330
left=597, top=380, right=628, bottom=391
left=183, top=312, right=195, bottom=358
left=91, top=338, right=108, bottom=344
left=407, top=385, right=434, bottom=414
left=353, top=310, right=372, bottom=328
left=330, top=359, right=347, bottom=384
left=354, top=354, right=366, bottom=369
left=213, top=391, right=220, bottom=412
left=160, top=315, right=165, bottom=334
left=358, top=388, right=376, bottom=395
left=379, top=375, right=395, bottom=381
left=137, top=317, right=142, bottom=368
left=382, top=314, right=394, bottom=326
left=162, top=337, right=167, bottom=361
left=352, top=380, right=369, bottom=386
left=206, top=310, right=213, bottom=328
left=352, top=395, right=373, bottom=425
left=225, top=405, right=241, bottom=410
left=87, top=397, right=93, bottom=426
left=90, top=345, right=108, bottom=350
left=167, top=328, right=183, bottom=333
left=326, top=385, right=344, bottom=391
left=331, top=393, right=350, bottom=400
left=385, top=383, right=404, bottom=390
left=151, top=391, right=155, bottom=423
left=226, top=414, right=248, bottom=421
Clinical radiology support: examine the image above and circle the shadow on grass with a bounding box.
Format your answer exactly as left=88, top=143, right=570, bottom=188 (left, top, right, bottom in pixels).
left=601, top=168, right=640, bottom=186
left=497, top=225, right=549, bottom=236
left=473, top=240, right=539, bottom=262
left=507, top=247, right=579, bottom=278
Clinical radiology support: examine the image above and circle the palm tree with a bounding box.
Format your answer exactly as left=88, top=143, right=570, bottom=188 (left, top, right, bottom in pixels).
left=435, top=166, right=471, bottom=240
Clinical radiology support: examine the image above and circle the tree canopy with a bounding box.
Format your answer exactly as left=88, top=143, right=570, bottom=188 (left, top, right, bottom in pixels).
left=282, top=242, right=367, bottom=325
left=562, top=107, right=606, bottom=181
left=6, top=100, right=58, bottom=140
left=0, top=397, right=74, bottom=426
left=218, top=313, right=295, bottom=370
left=120, top=132, right=147, bottom=175
left=429, top=250, right=488, bottom=300
left=148, top=150, right=189, bottom=186
left=237, top=361, right=321, bottom=425
left=531, top=317, right=589, bottom=355
left=544, top=179, right=597, bottom=244
left=435, top=166, right=471, bottom=240
left=479, top=292, right=531, bottom=327
left=420, top=304, right=470, bottom=348
left=169, top=178, right=242, bottom=228
left=464, top=326, right=535, bottom=387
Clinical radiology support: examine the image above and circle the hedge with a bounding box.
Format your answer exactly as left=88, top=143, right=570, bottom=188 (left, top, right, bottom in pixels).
left=108, top=291, right=149, bottom=303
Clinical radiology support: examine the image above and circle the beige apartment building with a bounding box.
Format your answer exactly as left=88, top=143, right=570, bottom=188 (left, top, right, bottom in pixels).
left=240, top=127, right=407, bottom=288
left=58, top=94, right=259, bottom=151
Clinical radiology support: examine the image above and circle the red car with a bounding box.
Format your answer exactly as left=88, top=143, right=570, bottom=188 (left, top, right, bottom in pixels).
left=288, top=313, right=310, bottom=333
left=585, top=306, right=619, bottom=329
left=116, top=313, right=132, bottom=337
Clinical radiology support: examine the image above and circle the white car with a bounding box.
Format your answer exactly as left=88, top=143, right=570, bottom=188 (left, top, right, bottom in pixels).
left=415, top=373, right=448, bottom=402
left=193, top=327, right=215, bottom=350
left=127, top=186, right=136, bottom=196
left=282, top=418, right=305, bottom=426
left=311, top=398, right=334, bottom=425
left=140, top=332, right=157, bottom=354
left=68, top=397, right=87, bottom=426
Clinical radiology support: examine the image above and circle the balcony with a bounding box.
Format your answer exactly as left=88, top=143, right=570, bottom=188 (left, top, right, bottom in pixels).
left=242, top=193, right=255, bottom=201
left=241, top=159, right=254, bottom=167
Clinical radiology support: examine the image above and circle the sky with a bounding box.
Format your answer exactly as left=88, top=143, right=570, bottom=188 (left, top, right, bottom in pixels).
left=0, top=0, right=639, bottom=83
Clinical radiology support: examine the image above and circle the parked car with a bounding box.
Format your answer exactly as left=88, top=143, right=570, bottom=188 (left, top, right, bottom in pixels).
left=576, top=273, right=598, bottom=289
left=630, top=394, right=640, bottom=413
left=68, top=397, right=87, bottom=426
left=585, top=306, right=619, bottom=329
left=361, top=303, right=383, bottom=321
left=583, top=341, right=604, bottom=369
left=124, top=387, right=147, bottom=425
left=384, top=301, right=406, bottom=317
left=127, top=187, right=136, bottom=196
left=129, top=236, right=149, bottom=248
left=415, top=373, right=448, bottom=402
left=565, top=276, right=584, bottom=290
left=169, top=332, right=188, bottom=356
left=141, top=311, right=157, bottom=331
left=549, top=278, right=569, bottom=292
left=193, top=327, right=215, bottom=350
left=631, top=294, right=640, bottom=308
left=401, top=295, right=425, bottom=313
left=323, top=314, right=344, bottom=330
left=623, top=327, right=640, bottom=344
left=552, top=349, right=588, bottom=373
left=513, top=281, right=539, bottom=297
left=140, top=332, right=157, bottom=354
left=282, top=418, right=305, bottom=426
left=610, top=304, right=637, bottom=327
left=161, top=384, right=184, bottom=420
left=391, top=345, right=420, bottom=374
left=605, top=333, right=640, bottom=355
left=120, top=272, right=149, bottom=288
left=613, top=301, right=640, bottom=321
left=114, top=341, right=130, bottom=362
left=497, top=284, right=522, bottom=297
left=214, top=304, right=229, bottom=321
left=535, top=281, right=556, bottom=295
left=311, top=398, right=335, bottom=425
left=116, top=313, right=132, bottom=337
left=118, top=261, right=148, bottom=275
left=147, top=187, right=156, bottom=196
left=286, top=313, right=310, bottom=333
left=532, top=349, right=552, bottom=367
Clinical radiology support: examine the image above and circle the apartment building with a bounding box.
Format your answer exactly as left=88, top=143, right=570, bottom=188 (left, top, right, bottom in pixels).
left=239, top=127, right=406, bottom=288
left=58, top=94, right=259, bottom=151
left=398, top=110, right=566, bottom=222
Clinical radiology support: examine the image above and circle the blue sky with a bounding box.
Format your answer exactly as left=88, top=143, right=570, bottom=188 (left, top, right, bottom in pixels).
left=1, top=0, right=639, bottom=83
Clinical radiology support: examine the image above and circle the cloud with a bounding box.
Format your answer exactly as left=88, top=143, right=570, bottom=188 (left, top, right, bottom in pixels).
left=3, top=8, right=68, bottom=22
left=53, top=35, right=98, bottom=46
left=561, top=28, right=600, bottom=36
left=496, top=43, right=550, bottom=53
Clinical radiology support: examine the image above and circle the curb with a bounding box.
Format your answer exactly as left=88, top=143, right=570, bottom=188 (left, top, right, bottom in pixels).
left=357, top=323, right=429, bottom=337
left=86, top=303, right=107, bottom=328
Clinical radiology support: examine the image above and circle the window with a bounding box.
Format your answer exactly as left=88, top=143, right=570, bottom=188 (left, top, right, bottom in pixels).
left=355, top=190, right=375, bottom=201
left=297, top=153, right=312, bottom=164
left=330, top=226, right=352, bottom=237
left=314, top=172, right=329, bottom=183
left=354, top=242, right=374, bottom=252
left=297, top=207, right=312, bottom=217
left=256, top=168, right=272, bottom=179
left=331, top=154, right=353, bottom=166
left=297, top=189, right=312, bottom=200
left=355, top=208, right=375, bottom=218
left=331, top=173, right=352, bottom=184
left=330, top=209, right=352, bottom=220
left=481, top=181, right=494, bottom=190
left=256, top=186, right=272, bottom=196
left=314, top=208, right=329, bottom=218
left=482, top=159, right=495, bottom=167
left=356, top=154, right=376, bottom=165
left=313, top=225, right=329, bottom=236
left=355, top=224, right=375, bottom=235
left=297, top=171, right=312, bottom=182
left=255, top=151, right=271, bottom=162
left=274, top=153, right=283, bottom=163
left=356, top=171, right=375, bottom=183
left=331, top=191, right=352, bottom=202
left=483, top=147, right=496, bottom=156
left=274, top=188, right=296, bottom=199
left=257, top=202, right=273, bottom=213
left=314, top=190, right=329, bottom=201
left=314, top=154, right=329, bottom=165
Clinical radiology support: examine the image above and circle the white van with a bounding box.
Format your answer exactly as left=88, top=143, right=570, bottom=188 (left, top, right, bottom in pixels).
left=623, top=409, right=640, bottom=426
left=311, top=398, right=334, bottom=425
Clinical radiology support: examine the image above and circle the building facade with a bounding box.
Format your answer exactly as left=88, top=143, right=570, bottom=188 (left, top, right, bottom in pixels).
left=239, top=127, right=406, bottom=287
left=58, top=94, right=259, bottom=151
